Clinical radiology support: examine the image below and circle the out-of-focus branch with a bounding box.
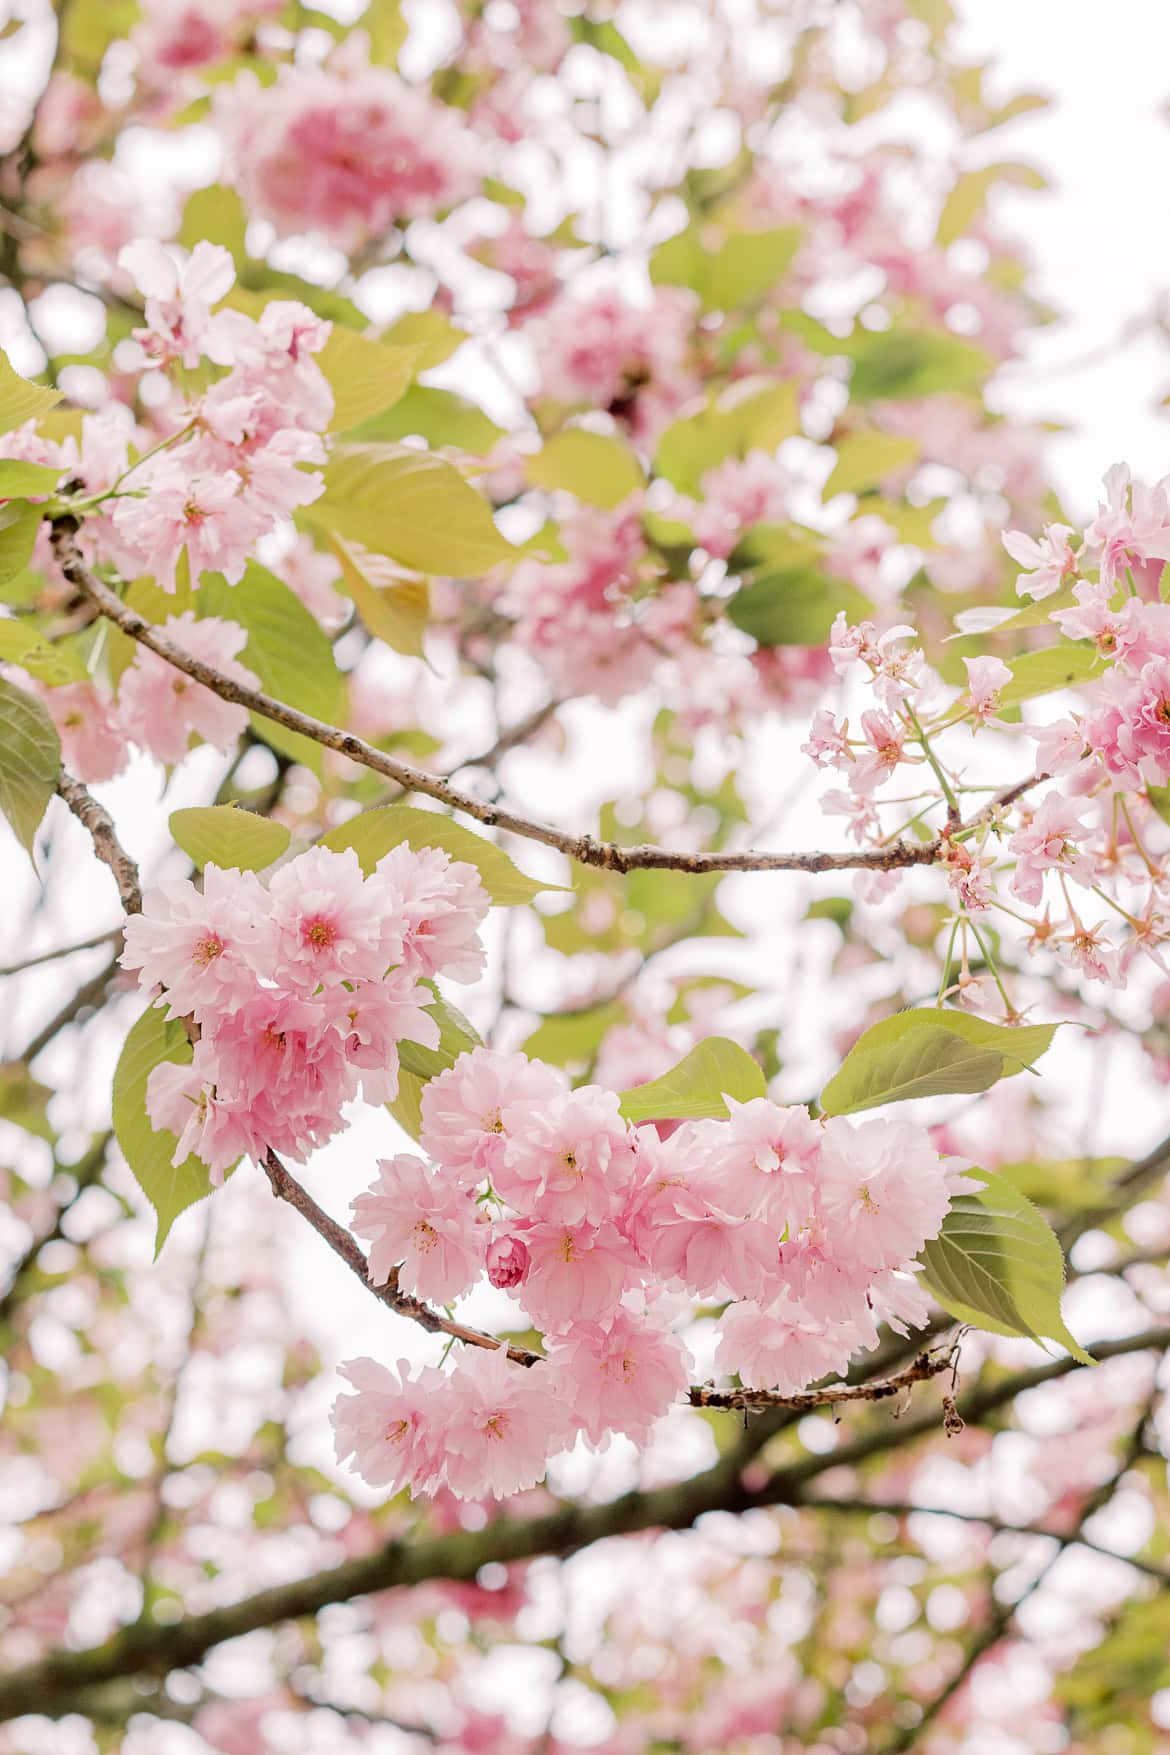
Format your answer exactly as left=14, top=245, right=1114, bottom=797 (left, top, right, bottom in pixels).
left=1, top=1326, right=1165, bottom=1722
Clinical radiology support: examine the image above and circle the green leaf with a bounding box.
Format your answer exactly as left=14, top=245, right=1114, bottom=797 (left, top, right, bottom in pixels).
left=381, top=310, right=469, bottom=370
left=936, top=162, right=1047, bottom=247
left=525, top=430, right=645, bottom=509
left=0, top=501, right=43, bottom=586
left=0, top=619, right=89, bottom=685
left=0, top=350, right=62, bottom=436
left=329, top=535, right=429, bottom=658
left=0, top=1063, right=54, bottom=1140
left=353, top=385, right=503, bottom=454
left=654, top=381, right=800, bottom=494
left=389, top=983, right=482, bottom=1138
left=824, top=433, right=920, bottom=498
left=111, top=1006, right=229, bottom=1255
left=617, top=1037, right=765, bottom=1122
left=651, top=225, right=802, bottom=311
left=308, top=443, right=516, bottom=576
left=169, top=805, right=291, bottom=872
left=523, top=999, right=627, bottom=1066
left=179, top=184, right=248, bottom=264
left=1148, top=785, right=1170, bottom=828
left=997, top=642, right=1102, bottom=708
left=0, top=676, right=60, bottom=855
left=726, top=565, right=870, bottom=647
left=317, top=330, right=417, bottom=433
left=820, top=1010, right=1058, bottom=1115
left=319, top=804, right=565, bottom=905
left=199, top=564, right=344, bottom=776
left=918, top=1169, right=1092, bottom=1362
left=849, top=332, right=994, bottom=402
left=0, top=459, right=64, bottom=498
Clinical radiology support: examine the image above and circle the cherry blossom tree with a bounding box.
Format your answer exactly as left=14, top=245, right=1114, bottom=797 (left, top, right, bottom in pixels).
left=1, top=1, right=1169, bottom=1750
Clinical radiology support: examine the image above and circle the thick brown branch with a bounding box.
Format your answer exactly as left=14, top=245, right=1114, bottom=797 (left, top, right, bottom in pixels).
left=56, top=771, right=142, bottom=916
left=49, top=518, right=948, bottom=879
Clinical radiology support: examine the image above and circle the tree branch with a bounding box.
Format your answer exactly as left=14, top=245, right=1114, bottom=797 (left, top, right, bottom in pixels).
left=48, top=518, right=951, bottom=879
left=1, top=1326, right=1165, bottom=1722
left=55, top=771, right=142, bottom=916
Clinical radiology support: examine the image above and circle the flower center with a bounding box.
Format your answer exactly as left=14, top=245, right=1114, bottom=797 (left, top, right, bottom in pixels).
left=483, top=1410, right=511, bottom=1441
left=192, top=933, right=225, bottom=967
left=412, top=1219, right=438, bottom=1253
left=304, top=917, right=337, bottom=949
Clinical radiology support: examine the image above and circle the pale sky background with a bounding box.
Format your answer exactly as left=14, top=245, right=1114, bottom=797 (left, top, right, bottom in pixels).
left=2, top=11, right=1170, bottom=1723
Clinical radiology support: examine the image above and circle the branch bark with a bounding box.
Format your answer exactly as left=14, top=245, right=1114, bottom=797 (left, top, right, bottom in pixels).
left=1, top=1325, right=1165, bottom=1723
left=48, top=518, right=960, bottom=880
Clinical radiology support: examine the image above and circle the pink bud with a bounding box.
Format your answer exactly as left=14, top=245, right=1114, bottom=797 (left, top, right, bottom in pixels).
left=486, top=1233, right=529, bottom=1290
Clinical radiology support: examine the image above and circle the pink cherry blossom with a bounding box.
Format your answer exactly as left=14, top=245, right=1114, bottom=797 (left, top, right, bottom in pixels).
left=815, top=1117, right=954, bottom=1274
left=496, top=1084, right=636, bottom=1225
left=110, top=459, right=262, bottom=593
left=351, top=1155, right=484, bottom=1304
left=441, top=1347, right=566, bottom=1501
left=548, top=1308, right=691, bottom=1446
left=716, top=1294, right=857, bottom=1394
left=214, top=50, right=478, bottom=249
left=268, top=845, right=393, bottom=989
left=120, top=865, right=269, bottom=1022
left=373, top=841, right=490, bottom=984
left=118, top=239, right=237, bottom=369
left=420, top=1047, right=566, bottom=1187
left=1008, top=795, right=1099, bottom=905
left=330, top=967, right=438, bottom=1106
left=704, top=1098, right=821, bottom=1228
left=37, top=681, right=128, bottom=784
left=332, top=1357, right=448, bottom=1495
left=964, top=654, right=1012, bottom=723
left=1002, top=523, right=1078, bottom=600
left=514, top=1220, right=638, bottom=1327
left=116, top=613, right=258, bottom=763
left=1083, top=462, right=1170, bottom=591
left=485, top=1231, right=531, bottom=1290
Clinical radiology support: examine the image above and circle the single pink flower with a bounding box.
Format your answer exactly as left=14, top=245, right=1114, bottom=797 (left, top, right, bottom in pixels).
left=351, top=1154, right=484, bottom=1304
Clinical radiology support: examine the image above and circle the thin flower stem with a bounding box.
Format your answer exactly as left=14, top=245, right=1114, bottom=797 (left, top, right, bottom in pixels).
left=905, top=704, right=961, bottom=824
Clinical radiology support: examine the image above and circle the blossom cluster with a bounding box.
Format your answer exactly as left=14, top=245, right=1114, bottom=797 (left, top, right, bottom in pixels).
left=120, top=844, right=489, bottom=1178
left=332, top=1045, right=966, bottom=1502
left=0, top=236, right=337, bottom=778
left=214, top=34, right=478, bottom=249
left=800, top=463, right=1170, bottom=992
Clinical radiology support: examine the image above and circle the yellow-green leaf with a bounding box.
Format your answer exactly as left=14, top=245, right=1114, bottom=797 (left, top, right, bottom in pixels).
left=329, top=535, right=429, bottom=658
left=317, top=330, right=418, bottom=433
left=618, top=1037, right=765, bottom=1122
left=526, top=429, right=645, bottom=508
left=820, top=1010, right=1057, bottom=1115
left=0, top=676, right=60, bottom=856
left=919, top=1169, right=1092, bottom=1362
left=309, top=443, right=516, bottom=576
left=169, top=805, right=291, bottom=872
left=319, top=804, right=565, bottom=905
left=0, top=350, right=62, bottom=437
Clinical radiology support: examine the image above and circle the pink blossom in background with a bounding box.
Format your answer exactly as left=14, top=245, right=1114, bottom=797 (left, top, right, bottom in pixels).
left=214, top=43, right=478, bottom=248
left=116, top=613, right=258, bottom=762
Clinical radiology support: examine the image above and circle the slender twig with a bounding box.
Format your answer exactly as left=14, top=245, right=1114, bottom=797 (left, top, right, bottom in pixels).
left=260, top=1150, right=541, bottom=1367
left=48, top=519, right=972, bottom=879
left=0, top=926, right=122, bottom=979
